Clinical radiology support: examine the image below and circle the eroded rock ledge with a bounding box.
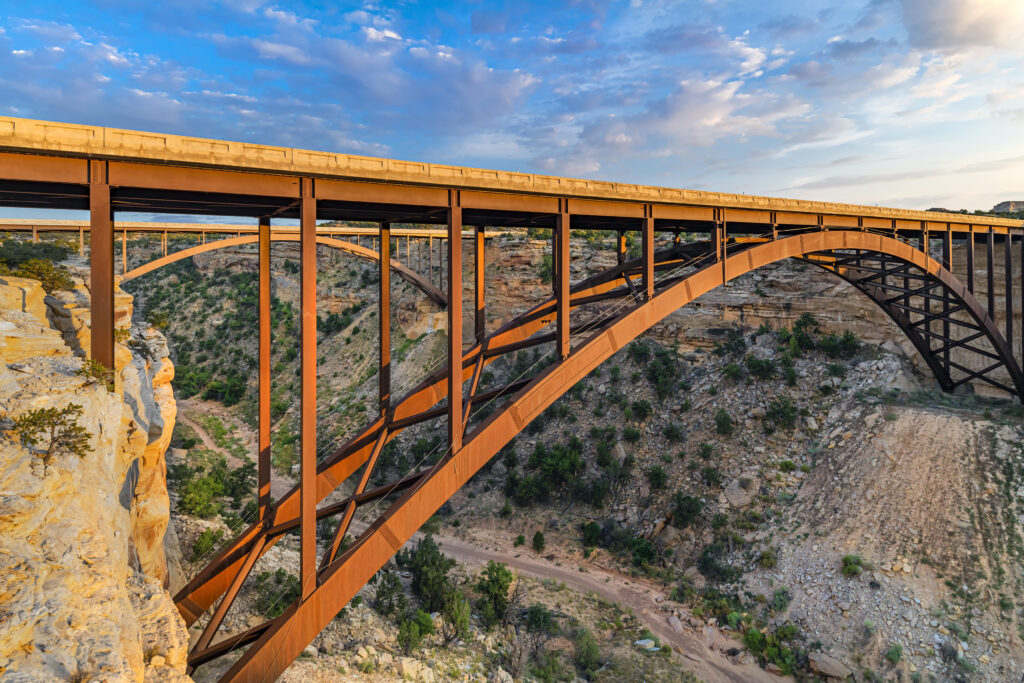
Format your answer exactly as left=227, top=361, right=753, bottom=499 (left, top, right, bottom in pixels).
left=0, top=274, right=190, bottom=682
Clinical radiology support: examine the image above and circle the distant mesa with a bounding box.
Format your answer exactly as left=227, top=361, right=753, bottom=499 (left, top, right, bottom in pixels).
left=992, top=200, right=1024, bottom=213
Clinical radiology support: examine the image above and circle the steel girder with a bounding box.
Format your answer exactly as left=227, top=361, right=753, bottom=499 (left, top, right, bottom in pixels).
left=805, top=248, right=1024, bottom=397
left=177, top=230, right=1021, bottom=682
left=119, top=233, right=448, bottom=306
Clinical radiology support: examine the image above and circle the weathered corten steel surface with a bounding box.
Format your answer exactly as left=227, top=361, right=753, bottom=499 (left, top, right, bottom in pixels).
left=0, top=115, right=1021, bottom=229
left=1, top=115, right=1021, bottom=682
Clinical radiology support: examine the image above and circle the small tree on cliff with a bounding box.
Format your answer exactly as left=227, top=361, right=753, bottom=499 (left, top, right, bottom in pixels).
left=8, top=404, right=91, bottom=465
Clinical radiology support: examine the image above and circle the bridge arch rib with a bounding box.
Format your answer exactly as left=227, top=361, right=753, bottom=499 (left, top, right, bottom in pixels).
left=121, top=233, right=448, bottom=306
left=184, top=229, right=1021, bottom=681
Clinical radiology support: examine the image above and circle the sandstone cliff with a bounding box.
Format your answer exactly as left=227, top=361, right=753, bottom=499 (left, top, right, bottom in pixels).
left=0, top=274, right=190, bottom=682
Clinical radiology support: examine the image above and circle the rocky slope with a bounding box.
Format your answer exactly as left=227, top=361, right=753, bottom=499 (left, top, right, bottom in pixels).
left=0, top=273, right=190, bottom=681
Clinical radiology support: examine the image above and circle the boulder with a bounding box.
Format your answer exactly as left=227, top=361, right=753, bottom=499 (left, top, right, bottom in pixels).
left=808, top=652, right=852, bottom=679
left=724, top=474, right=758, bottom=508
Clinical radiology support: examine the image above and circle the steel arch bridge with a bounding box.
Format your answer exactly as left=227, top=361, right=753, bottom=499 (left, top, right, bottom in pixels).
left=1, top=117, right=1022, bottom=681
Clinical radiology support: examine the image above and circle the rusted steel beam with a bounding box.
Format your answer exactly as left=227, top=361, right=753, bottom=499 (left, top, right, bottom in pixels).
left=322, top=427, right=389, bottom=569
left=448, top=191, right=463, bottom=452
left=190, top=535, right=267, bottom=664
left=380, top=222, right=391, bottom=413
left=89, top=160, right=114, bottom=369
left=643, top=207, right=654, bottom=300
left=475, top=225, right=486, bottom=344
left=299, top=177, right=317, bottom=599
left=987, top=228, right=995, bottom=316
left=187, top=619, right=274, bottom=669
left=556, top=202, right=570, bottom=359
left=258, top=216, right=271, bottom=521
left=1006, top=234, right=1013, bottom=347
left=967, top=227, right=976, bottom=292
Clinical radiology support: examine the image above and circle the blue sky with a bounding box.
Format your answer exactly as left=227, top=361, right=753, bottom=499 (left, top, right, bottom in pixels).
left=1, top=0, right=1023, bottom=214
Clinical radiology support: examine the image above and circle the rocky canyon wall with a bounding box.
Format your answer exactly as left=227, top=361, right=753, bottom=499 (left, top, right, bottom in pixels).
left=0, top=273, right=190, bottom=681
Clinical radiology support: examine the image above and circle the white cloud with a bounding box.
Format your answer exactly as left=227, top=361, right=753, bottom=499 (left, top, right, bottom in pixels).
left=900, top=0, right=1024, bottom=52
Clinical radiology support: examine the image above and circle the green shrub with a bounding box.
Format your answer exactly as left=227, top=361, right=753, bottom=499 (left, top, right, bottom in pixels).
left=533, top=531, right=546, bottom=553
left=885, top=643, right=903, bottom=664
left=440, top=590, right=471, bottom=643
left=714, top=409, right=734, bottom=436
left=252, top=569, right=301, bottom=618
left=76, top=359, right=114, bottom=392
left=9, top=404, right=91, bottom=464
left=574, top=628, right=601, bottom=678
left=476, top=561, right=514, bottom=629
left=622, top=426, right=641, bottom=443
left=745, top=354, right=776, bottom=380
left=581, top=521, right=601, bottom=548
left=764, top=398, right=798, bottom=433
left=702, top=466, right=723, bottom=487
left=647, top=465, right=668, bottom=490
left=372, top=570, right=408, bottom=618
left=698, top=442, right=714, bottom=459
left=397, top=609, right=435, bottom=653
left=723, top=362, right=743, bottom=382
left=1, top=258, right=74, bottom=293
left=395, top=535, right=456, bottom=612
left=771, top=587, right=791, bottom=612
left=514, top=534, right=525, bottom=547
left=631, top=399, right=652, bottom=421
left=672, top=493, right=703, bottom=528
left=190, top=528, right=224, bottom=562
left=663, top=423, right=684, bottom=442
left=841, top=554, right=864, bottom=576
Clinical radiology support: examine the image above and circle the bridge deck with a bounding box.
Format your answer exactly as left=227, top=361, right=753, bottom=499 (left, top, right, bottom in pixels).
left=0, top=116, right=1020, bottom=233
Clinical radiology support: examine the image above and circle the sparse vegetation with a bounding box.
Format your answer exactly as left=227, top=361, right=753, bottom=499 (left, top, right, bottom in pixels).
left=8, top=404, right=91, bottom=464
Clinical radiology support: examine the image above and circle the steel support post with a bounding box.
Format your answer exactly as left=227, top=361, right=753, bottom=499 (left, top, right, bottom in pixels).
left=122, top=229, right=127, bottom=274
left=89, top=161, right=114, bottom=369
left=642, top=208, right=654, bottom=300
left=474, top=225, right=486, bottom=344
left=987, top=228, right=996, bottom=317
left=1020, top=233, right=1023, bottom=369
left=78, top=226, right=84, bottom=257
left=448, top=192, right=463, bottom=452
left=967, top=227, right=975, bottom=292
left=32, top=226, right=37, bottom=243
left=299, top=177, right=317, bottom=599
left=380, top=222, right=392, bottom=413
left=556, top=203, right=570, bottom=359
left=1006, top=233, right=1014, bottom=347
left=258, top=216, right=272, bottom=521
left=429, top=236, right=434, bottom=286
left=617, top=231, right=627, bottom=265
left=162, top=230, right=167, bottom=257
left=943, top=230, right=951, bottom=366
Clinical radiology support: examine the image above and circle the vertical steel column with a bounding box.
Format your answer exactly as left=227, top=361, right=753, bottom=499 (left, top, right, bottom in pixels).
left=942, top=228, right=951, bottom=367
left=257, top=216, right=272, bottom=521
left=922, top=225, right=930, bottom=345
left=380, top=222, right=391, bottom=413
left=967, top=226, right=975, bottom=292
left=770, top=212, right=778, bottom=240
left=122, top=229, right=128, bottom=274
left=556, top=202, right=570, bottom=359
left=89, top=161, right=114, bottom=369
left=616, top=231, right=627, bottom=265
left=1020, top=232, right=1023, bottom=370
left=447, top=192, right=463, bottom=452
left=429, top=236, right=434, bottom=286
left=299, top=177, right=317, bottom=600
left=987, top=228, right=995, bottom=317
left=1006, top=232, right=1014, bottom=347
left=474, top=225, right=486, bottom=344
left=642, top=206, right=654, bottom=300
left=78, top=226, right=84, bottom=257
left=162, top=230, right=167, bottom=257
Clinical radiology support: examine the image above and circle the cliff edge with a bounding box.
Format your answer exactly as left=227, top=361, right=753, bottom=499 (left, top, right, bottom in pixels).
left=0, top=274, right=190, bottom=682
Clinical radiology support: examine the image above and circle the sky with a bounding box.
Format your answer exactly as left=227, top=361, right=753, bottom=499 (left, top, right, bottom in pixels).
left=1, top=0, right=1023, bottom=217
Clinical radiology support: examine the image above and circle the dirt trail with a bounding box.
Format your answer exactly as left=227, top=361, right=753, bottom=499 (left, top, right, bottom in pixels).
left=412, top=529, right=783, bottom=683
left=177, top=399, right=292, bottom=499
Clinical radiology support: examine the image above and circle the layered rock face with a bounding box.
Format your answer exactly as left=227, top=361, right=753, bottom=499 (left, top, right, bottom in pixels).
left=0, top=275, right=189, bottom=682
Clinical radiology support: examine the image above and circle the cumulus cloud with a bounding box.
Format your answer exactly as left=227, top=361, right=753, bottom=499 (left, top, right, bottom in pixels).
left=899, top=0, right=1024, bottom=51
